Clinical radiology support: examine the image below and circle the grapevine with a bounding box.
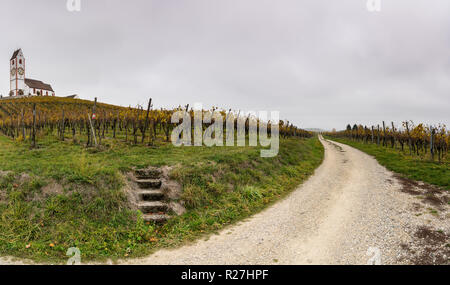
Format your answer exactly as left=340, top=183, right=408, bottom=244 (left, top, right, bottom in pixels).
left=0, top=97, right=313, bottom=147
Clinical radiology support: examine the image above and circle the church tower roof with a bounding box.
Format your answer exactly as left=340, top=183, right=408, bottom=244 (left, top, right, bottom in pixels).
left=11, top=49, right=22, bottom=60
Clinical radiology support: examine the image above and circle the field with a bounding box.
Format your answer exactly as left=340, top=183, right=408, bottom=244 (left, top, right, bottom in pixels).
left=2, top=97, right=447, bottom=264
left=326, top=137, right=449, bottom=190
left=325, top=122, right=449, bottom=190
left=0, top=97, right=324, bottom=263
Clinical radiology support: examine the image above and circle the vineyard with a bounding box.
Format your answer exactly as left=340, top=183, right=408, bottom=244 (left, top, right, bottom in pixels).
left=0, top=96, right=323, bottom=263
left=0, top=96, right=312, bottom=148
left=326, top=122, right=449, bottom=162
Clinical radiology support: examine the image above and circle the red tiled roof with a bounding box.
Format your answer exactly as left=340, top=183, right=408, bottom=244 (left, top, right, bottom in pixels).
left=25, top=78, right=54, bottom=92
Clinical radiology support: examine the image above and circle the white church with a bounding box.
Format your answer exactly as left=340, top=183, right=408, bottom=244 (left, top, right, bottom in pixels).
left=9, top=49, right=55, bottom=97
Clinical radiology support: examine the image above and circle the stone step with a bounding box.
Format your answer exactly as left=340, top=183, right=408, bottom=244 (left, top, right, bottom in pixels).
left=136, top=179, right=162, bottom=189
left=138, top=201, right=168, bottom=214
left=143, top=214, right=170, bottom=223
left=138, top=189, right=165, bottom=201
left=134, top=169, right=162, bottom=180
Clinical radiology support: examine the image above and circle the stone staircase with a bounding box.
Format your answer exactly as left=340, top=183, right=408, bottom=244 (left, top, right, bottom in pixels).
left=133, top=169, right=171, bottom=223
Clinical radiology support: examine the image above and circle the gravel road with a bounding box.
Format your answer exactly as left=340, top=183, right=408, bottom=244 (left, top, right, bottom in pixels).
left=1, top=136, right=447, bottom=265
left=122, top=136, right=449, bottom=265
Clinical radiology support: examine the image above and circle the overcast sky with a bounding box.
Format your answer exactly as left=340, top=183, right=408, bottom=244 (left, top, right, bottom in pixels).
left=0, top=0, right=449, bottom=130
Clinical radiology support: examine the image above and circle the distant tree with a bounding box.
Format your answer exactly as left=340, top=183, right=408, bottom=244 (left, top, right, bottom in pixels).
left=18, top=89, right=24, bottom=96
left=346, top=124, right=352, bottom=131
left=352, top=124, right=358, bottom=131
left=9, top=91, right=14, bottom=96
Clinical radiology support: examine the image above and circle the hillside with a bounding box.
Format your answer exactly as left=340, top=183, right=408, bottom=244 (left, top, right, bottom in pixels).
left=0, top=97, right=324, bottom=263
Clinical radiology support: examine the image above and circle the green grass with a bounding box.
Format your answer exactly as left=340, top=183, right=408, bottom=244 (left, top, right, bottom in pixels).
left=327, top=137, right=449, bottom=190
left=0, top=134, right=324, bottom=263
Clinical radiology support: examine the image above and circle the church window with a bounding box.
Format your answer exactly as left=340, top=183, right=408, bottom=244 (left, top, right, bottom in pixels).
left=11, top=60, right=14, bottom=65
left=33, top=88, right=36, bottom=94
left=46, top=91, right=48, bottom=96
left=19, top=59, right=22, bottom=64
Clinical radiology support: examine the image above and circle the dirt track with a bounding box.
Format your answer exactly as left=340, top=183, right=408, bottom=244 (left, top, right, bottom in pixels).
left=1, top=136, right=448, bottom=265
left=122, top=136, right=449, bottom=265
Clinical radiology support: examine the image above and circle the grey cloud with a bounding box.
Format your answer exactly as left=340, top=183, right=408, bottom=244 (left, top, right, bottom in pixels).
left=0, top=0, right=449, bottom=130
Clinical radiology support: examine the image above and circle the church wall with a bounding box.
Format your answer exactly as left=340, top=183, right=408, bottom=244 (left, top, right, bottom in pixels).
left=24, top=85, right=55, bottom=96
left=24, top=85, right=31, bottom=96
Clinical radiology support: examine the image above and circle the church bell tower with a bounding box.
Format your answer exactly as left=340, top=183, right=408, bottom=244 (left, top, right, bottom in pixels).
left=10, top=49, right=25, bottom=96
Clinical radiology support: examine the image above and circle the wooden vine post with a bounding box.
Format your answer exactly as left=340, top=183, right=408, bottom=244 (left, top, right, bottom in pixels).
left=377, top=125, right=380, bottom=145
left=391, top=122, right=395, bottom=148
left=61, top=108, right=65, bottom=141
left=371, top=126, right=374, bottom=143
left=32, top=103, right=36, bottom=148
left=142, top=98, right=152, bottom=143
left=21, top=108, right=25, bottom=140
left=430, top=127, right=435, bottom=161
left=133, top=106, right=139, bottom=145
left=405, top=121, right=412, bottom=155
left=89, top=97, right=98, bottom=147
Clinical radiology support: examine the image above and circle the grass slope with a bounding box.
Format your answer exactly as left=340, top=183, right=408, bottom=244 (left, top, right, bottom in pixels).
left=328, top=137, right=449, bottom=190
left=0, top=135, right=323, bottom=263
